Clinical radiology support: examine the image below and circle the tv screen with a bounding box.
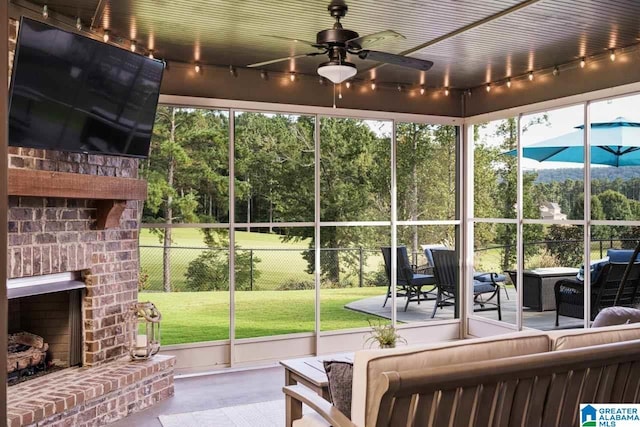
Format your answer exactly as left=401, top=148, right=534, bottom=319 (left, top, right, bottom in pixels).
left=9, top=17, right=164, bottom=158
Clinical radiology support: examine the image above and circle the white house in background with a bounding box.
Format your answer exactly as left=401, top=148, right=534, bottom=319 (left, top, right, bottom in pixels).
left=540, top=202, right=567, bottom=220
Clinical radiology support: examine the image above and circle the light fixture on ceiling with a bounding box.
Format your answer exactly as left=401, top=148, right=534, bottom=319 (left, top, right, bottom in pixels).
left=317, top=61, right=357, bottom=84
left=76, top=17, right=82, bottom=31
left=229, top=65, right=238, bottom=77
left=506, top=78, right=512, bottom=88
left=486, top=83, right=491, bottom=92
left=552, top=66, right=559, bottom=76
left=397, top=84, right=403, bottom=92
left=580, top=57, right=586, bottom=68
left=528, top=71, right=534, bottom=81
left=130, top=40, right=137, bottom=52
left=103, top=30, right=110, bottom=43
left=290, top=72, right=296, bottom=82
left=610, top=49, right=616, bottom=62
left=318, top=77, right=325, bottom=85
left=444, top=87, right=449, bottom=96
left=194, top=63, right=201, bottom=74
left=148, top=50, right=154, bottom=59
left=42, top=5, right=48, bottom=19
left=260, top=70, right=269, bottom=80
left=420, top=86, right=425, bottom=95
left=345, top=81, right=352, bottom=89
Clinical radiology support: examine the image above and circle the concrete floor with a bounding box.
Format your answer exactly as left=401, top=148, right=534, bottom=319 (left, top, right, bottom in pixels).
left=110, top=366, right=285, bottom=427
left=346, top=287, right=584, bottom=330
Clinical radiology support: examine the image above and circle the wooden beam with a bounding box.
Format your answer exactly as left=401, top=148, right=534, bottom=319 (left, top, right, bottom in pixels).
left=1, top=0, right=9, bottom=418
left=8, top=169, right=147, bottom=200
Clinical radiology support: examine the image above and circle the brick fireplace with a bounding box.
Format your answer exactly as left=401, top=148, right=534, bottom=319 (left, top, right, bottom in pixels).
left=5, top=149, right=175, bottom=426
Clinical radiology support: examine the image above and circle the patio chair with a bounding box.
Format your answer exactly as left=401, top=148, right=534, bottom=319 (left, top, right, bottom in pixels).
left=423, top=244, right=509, bottom=300
left=554, top=261, right=640, bottom=326
left=380, top=246, right=436, bottom=312
left=430, top=249, right=502, bottom=320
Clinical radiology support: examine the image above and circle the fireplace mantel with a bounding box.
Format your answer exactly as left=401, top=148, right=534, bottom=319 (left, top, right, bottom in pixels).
left=8, top=168, right=147, bottom=229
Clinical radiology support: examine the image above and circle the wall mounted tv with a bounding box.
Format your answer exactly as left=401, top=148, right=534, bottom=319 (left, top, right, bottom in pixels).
left=9, top=17, right=164, bottom=158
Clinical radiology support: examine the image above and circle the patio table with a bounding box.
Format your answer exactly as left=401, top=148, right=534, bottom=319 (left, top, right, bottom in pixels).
left=506, top=267, right=580, bottom=311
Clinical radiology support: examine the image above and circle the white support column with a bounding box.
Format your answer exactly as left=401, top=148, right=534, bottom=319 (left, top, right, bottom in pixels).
left=461, top=123, right=473, bottom=337
left=390, top=119, right=398, bottom=327
left=314, top=114, right=321, bottom=353
left=516, top=114, right=524, bottom=331
left=228, top=110, right=236, bottom=365
left=583, top=102, right=592, bottom=328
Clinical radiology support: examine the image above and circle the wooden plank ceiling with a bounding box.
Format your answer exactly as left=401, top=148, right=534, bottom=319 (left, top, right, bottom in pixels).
left=14, top=0, right=640, bottom=90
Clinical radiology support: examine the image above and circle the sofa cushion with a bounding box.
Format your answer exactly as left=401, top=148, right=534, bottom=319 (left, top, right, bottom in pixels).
left=592, top=307, right=640, bottom=327
left=547, top=323, right=640, bottom=351
left=351, top=330, right=550, bottom=426
left=323, top=361, right=353, bottom=419
left=607, top=249, right=640, bottom=263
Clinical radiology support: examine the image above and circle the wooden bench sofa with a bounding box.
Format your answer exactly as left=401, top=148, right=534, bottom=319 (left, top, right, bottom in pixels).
left=284, top=323, right=640, bottom=427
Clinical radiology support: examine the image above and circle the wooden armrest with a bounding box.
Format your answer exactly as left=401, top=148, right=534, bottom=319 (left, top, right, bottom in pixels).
left=283, top=385, right=357, bottom=427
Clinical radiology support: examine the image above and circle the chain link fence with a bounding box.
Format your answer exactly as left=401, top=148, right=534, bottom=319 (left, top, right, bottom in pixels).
left=139, top=246, right=388, bottom=292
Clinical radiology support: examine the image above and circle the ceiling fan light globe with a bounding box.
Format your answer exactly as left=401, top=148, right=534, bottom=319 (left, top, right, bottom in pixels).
left=317, top=62, right=357, bottom=84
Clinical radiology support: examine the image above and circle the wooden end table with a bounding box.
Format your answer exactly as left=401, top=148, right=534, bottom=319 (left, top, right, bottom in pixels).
left=280, top=353, right=353, bottom=426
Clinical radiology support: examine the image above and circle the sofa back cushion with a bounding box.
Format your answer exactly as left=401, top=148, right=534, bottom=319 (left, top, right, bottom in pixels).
left=351, top=331, right=550, bottom=426
left=607, top=249, right=640, bottom=263
left=547, top=323, right=640, bottom=350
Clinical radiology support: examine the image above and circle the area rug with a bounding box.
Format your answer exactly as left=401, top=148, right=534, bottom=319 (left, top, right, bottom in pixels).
left=158, top=399, right=293, bottom=427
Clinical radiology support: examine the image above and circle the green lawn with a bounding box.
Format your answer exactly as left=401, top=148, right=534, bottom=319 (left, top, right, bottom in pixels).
left=141, top=287, right=384, bottom=345
left=139, top=228, right=385, bottom=291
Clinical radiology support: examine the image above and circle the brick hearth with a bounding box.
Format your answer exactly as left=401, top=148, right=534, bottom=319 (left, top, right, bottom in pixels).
left=6, top=355, right=175, bottom=427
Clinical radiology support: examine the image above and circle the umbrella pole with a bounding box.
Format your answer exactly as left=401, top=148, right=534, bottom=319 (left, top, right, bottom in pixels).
left=613, top=238, right=640, bottom=306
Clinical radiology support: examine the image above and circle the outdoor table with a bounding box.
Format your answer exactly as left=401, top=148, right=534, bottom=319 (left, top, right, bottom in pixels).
left=506, top=267, right=580, bottom=311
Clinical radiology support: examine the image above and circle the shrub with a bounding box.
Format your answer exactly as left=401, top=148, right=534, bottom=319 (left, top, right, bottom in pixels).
left=185, top=248, right=260, bottom=291
left=277, top=279, right=315, bottom=291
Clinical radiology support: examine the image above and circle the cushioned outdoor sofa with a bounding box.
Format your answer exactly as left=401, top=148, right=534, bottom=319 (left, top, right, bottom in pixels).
left=284, top=322, right=640, bottom=427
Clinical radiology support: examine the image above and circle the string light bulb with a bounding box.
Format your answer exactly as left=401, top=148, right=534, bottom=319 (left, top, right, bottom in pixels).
left=506, top=78, right=512, bottom=88
left=103, top=30, right=110, bottom=43
left=130, top=40, right=136, bottom=52
left=260, top=70, right=269, bottom=80
left=42, top=5, right=48, bottom=19
left=486, top=83, right=491, bottom=92
left=420, top=86, right=425, bottom=95
left=610, top=49, right=616, bottom=62
left=397, top=84, right=402, bottom=92
left=338, top=91, right=343, bottom=99
left=528, top=71, right=534, bottom=81
left=444, top=87, right=449, bottom=96
left=370, top=80, right=376, bottom=91
left=345, top=81, right=351, bottom=89
left=194, top=63, right=201, bottom=74
left=318, top=77, right=325, bottom=85
left=290, top=72, right=296, bottom=82
left=75, top=17, right=82, bottom=31
left=580, top=57, right=586, bottom=68
left=148, top=50, right=154, bottom=59
left=229, top=65, right=238, bottom=77
left=553, top=66, right=559, bottom=76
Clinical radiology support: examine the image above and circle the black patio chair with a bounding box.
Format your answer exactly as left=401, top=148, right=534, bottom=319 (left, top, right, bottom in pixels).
left=430, top=249, right=502, bottom=320
left=381, top=246, right=436, bottom=312
left=555, top=261, right=640, bottom=326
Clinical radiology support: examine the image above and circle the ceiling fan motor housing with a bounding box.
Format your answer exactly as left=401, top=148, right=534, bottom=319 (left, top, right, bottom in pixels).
left=316, top=28, right=359, bottom=47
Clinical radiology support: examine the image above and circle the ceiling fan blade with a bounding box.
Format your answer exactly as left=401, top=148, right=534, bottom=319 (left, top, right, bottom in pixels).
left=358, top=50, right=433, bottom=71
left=260, top=35, right=321, bottom=48
left=347, top=30, right=405, bottom=49
left=247, top=52, right=321, bottom=68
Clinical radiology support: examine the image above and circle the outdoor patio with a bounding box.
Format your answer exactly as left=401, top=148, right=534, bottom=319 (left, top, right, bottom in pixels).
left=345, top=287, right=585, bottom=330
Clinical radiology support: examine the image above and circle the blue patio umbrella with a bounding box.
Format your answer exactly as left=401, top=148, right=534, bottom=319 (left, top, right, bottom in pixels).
left=504, top=117, right=640, bottom=167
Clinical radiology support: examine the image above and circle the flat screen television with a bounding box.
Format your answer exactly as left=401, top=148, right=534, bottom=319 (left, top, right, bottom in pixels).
left=9, top=17, right=164, bottom=158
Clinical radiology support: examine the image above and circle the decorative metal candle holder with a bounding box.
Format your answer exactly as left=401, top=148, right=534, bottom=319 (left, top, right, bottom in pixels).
left=126, top=301, right=162, bottom=361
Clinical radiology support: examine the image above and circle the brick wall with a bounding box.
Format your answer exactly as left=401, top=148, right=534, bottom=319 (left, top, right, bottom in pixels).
left=8, top=147, right=141, bottom=366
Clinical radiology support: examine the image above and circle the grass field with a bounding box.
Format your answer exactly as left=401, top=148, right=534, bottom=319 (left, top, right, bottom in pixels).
left=141, top=287, right=384, bottom=345
left=139, top=228, right=385, bottom=291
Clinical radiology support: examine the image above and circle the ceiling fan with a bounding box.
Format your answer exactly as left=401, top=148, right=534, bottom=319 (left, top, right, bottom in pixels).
left=247, top=0, right=434, bottom=84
